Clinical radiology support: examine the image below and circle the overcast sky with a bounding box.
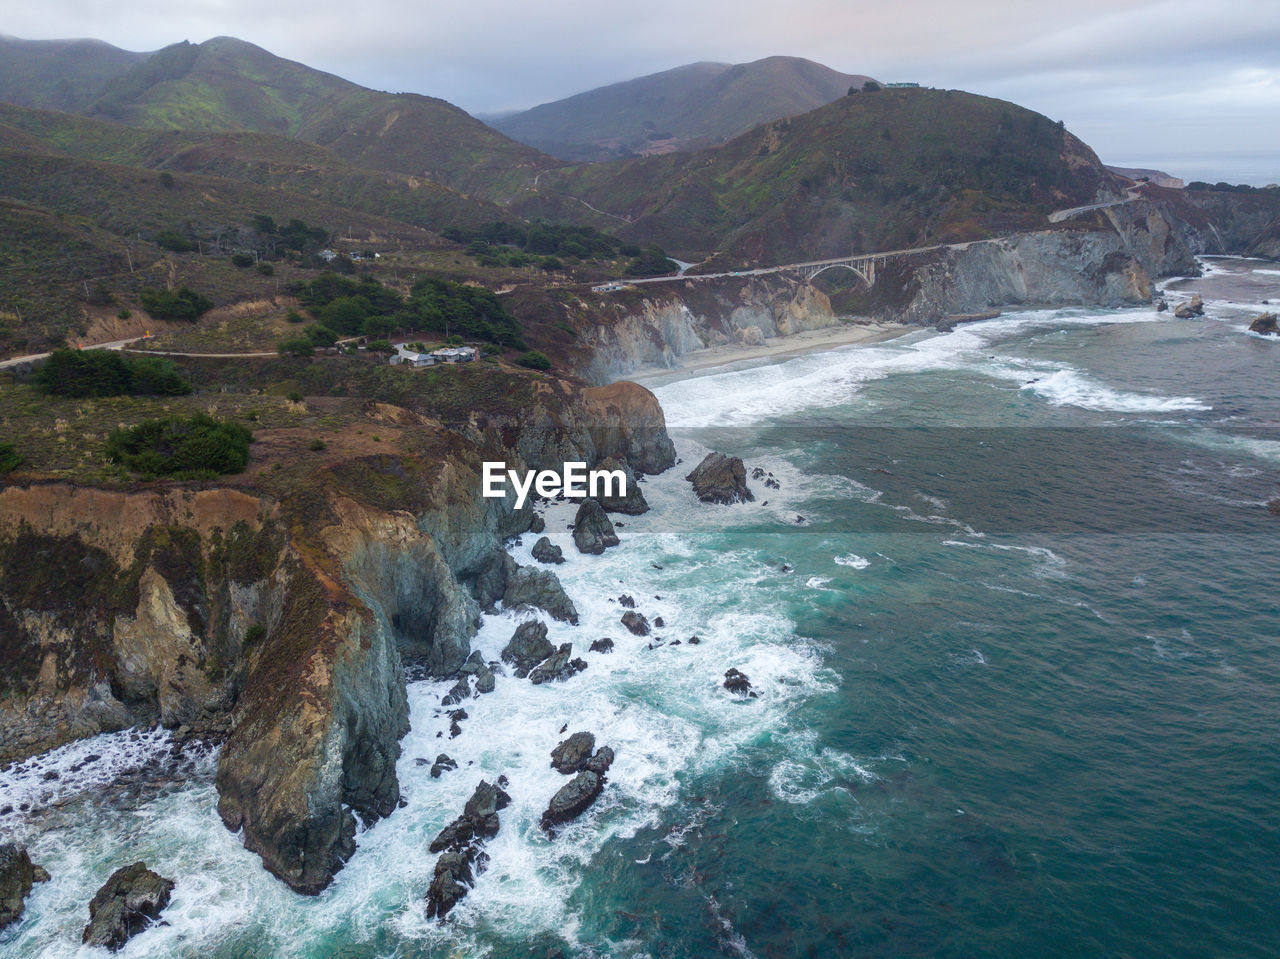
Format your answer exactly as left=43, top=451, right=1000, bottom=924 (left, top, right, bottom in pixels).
left=7, top=0, right=1280, bottom=176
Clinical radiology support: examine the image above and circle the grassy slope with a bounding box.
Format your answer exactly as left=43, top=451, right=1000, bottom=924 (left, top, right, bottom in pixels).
left=0, top=36, right=146, bottom=113
left=0, top=102, right=510, bottom=233
left=523, top=88, right=1121, bottom=263
left=76, top=37, right=555, bottom=202
left=493, top=56, right=875, bottom=160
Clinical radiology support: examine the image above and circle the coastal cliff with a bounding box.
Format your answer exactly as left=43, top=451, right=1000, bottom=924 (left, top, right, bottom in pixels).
left=562, top=191, right=1277, bottom=382
left=0, top=377, right=675, bottom=895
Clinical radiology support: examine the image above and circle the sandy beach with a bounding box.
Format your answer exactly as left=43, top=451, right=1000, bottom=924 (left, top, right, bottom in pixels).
left=625, top=321, right=917, bottom=386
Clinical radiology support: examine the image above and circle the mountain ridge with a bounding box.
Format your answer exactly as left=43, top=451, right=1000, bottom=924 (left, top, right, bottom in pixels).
left=492, top=55, right=876, bottom=161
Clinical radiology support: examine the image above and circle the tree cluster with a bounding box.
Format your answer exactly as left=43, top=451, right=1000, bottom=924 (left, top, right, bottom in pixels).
left=33, top=349, right=192, bottom=398
left=105, top=413, right=252, bottom=478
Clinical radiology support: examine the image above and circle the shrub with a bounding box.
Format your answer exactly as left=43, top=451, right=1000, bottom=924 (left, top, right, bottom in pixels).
left=304, top=324, right=338, bottom=347
left=32, top=349, right=192, bottom=398
left=231, top=253, right=254, bottom=268
left=308, top=438, right=326, bottom=451
left=105, top=413, right=252, bottom=477
left=287, top=390, right=304, bottom=403
left=117, top=308, right=131, bottom=320
left=156, top=230, right=193, bottom=253
left=139, top=286, right=213, bottom=321
left=277, top=337, right=314, bottom=357
left=256, top=262, right=274, bottom=276
left=0, top=442, right=23, bottom=473
left=516, top=350, right=552, bottom=370
left=539, top=257, right=563, bottom=272
left=158, top=172, right=175, bottom=189
left=285, top=309, right=305, bottom=324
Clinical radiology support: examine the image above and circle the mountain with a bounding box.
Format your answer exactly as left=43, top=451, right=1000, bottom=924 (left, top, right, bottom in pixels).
left=0, top=35, right=147, bottom=113
left=0, top=36, right=555, bottom=202
left=491, top=56, right=876, bottom=161
left=515, top=87, right=1123, bottom=264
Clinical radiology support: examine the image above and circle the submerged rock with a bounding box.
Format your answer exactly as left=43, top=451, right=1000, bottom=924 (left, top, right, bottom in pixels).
left=594, top=457, right=649, bottom=515
left=621, top=611, right=650, bottom=636
left=501, top=621, right=555, bottom=679
left=1248, top=312, right=1278, bottom=335
left=550, top=732, right=596, bottom=773
left=0, top=843, right=46, bottom=931
left=618, top=594, right=636, bottom=608
left=572, top=499, right=620, bottom=555
left=589, top=638, right=615, bottom=654
left=440, top=676, right=471, bottom=706
left=528, top=644, right=587, bottom=685
left=459, top=650, right=495, bottom=694
left=81, top=862, right=174, bottom=951
left=685, top=453, right=754, bottom=505
left=531, top=536, right=565, bottom=565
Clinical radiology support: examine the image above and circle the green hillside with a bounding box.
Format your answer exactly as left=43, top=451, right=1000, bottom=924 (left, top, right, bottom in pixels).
left=520, top=87, right=1121, bottom=263
left=492, top=56, right=876, bottom=161
left=0, top=35, right=146, bottom=113
left=71, top=37, right=554, bottom=201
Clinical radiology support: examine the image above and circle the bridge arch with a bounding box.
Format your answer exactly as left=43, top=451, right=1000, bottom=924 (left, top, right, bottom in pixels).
left=802, top=263, right=872, bottom=286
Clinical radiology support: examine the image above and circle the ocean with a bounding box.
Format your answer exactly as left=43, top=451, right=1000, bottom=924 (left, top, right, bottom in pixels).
left=2, top=258, right=1279, bottom=957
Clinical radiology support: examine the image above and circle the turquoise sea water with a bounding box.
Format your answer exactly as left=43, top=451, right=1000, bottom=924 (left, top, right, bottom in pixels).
left=2, top=258, right=1279, bottom=957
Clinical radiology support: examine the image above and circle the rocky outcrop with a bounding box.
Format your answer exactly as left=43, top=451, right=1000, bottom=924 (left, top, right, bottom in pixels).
left=589, top=637, right=614, bottom=654
left=1174, top=294, right=1205, bottom=318
left=594, top=456, right=649, bottom=514
left=426, top=779, right=511, bottom=919
left=572, top=499, right=619, bottom=554
left=550, top=731, right=596, bottom=773
left=621, top=611, right=650, bottom=636
left=501, top=559, right=579, bottom=624
left=541, top=771, right=605, bottom=832
left=81, top=862, right=174, bottom=951
left=575, top=276, right=839, bottom=383
left=0, top=844, right=47, bottom=931
left=528, top=643, right=587, bottom=684
left=501, top=621, right=555, bottom=679
left=1248, top=312, right=1278, bottom=335
left=686, top=453, right=754, bottom=504
left=0, top=373, right=676, bottom=899
left=724, top=668, right=757, bottom=698
left=531, top=536, right=565, bottom=564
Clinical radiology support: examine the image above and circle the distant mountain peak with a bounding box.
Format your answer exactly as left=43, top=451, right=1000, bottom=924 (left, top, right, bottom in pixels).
left=491, top=56, right=876, bottom=162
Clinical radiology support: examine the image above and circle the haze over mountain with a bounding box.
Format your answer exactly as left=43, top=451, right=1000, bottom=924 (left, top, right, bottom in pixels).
left=0, top=35, right=554, bottom=203
left=491, top=56, right=876, bottom=162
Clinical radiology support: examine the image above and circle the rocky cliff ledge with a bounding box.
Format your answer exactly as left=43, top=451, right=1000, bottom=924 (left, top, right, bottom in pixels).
left=556, top=191, right=1275, bottom=383
left=0, top=377, right=674, bottom=895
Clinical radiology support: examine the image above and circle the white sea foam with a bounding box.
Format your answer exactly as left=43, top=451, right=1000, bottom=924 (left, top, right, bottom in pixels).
left=834, top=553, right=870, bottom=570
left=0, top=443, right=842, bottom=956
left=654, top=305, right=1198, bottom=427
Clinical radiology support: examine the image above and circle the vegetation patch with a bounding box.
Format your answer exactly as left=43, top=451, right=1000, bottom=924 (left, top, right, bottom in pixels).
left=105, top=412, right=253, bottom=478
left=33, top=348, right=192, bottom=398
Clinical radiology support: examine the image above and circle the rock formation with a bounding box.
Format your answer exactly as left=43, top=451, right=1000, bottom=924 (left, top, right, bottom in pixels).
left=593, top=456, right=649, bottom=515
left=572, top=498, right=620, bottom=554
left=528, top=643, right=587, bottom=684
left=0, top=375, right=676, bottom=897
left=501, top=621, right=555, bottom=679
left=1248, top=312, right=1278, bottom=335
left=686, top=453, right=754, bottom=504
left=621, top=611, right=651, bottom=636
left=0, top=844, right=48, bottom=931
left=1174, top=294, right=1205, bottom=318
left=531, top=536, right=565, bottom=564
left=81, top=862, right=174, bottom=951
left=426, top=779, right=511, bottom=919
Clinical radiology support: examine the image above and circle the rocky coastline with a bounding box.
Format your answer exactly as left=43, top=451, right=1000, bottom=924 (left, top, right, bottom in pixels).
left=565, top=192, right=1276, bottom=384
left=0, top=378, right=675, bottom=899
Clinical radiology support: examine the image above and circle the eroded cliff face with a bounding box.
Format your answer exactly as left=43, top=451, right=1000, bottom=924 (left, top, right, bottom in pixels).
left=570, top=277, right=838, bottom=383
left=0, top=377, right=675, bottom=896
